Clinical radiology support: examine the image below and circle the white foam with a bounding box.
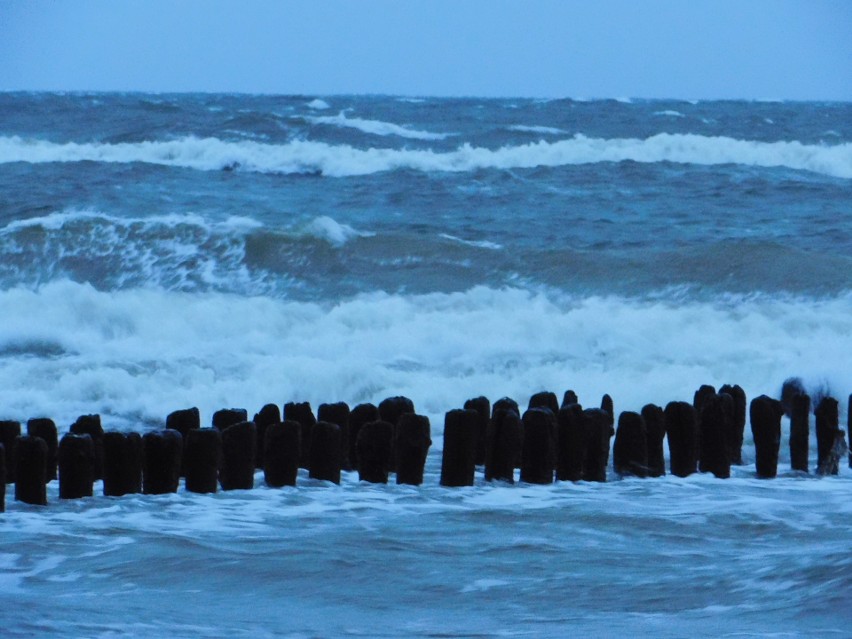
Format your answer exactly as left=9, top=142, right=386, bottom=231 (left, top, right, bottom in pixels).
left=439, top=233, right=502, bottom=250
left=654, top=110, right=685, bottom=118
left=508, top=125, right=567, bottom=135
left=304, top=216, right=374, bottom=247
left=304, top=111, right=451, bottom=140
left=0, top=283, right=849, bottom=435
left=306, top=99, right=330, bottom=110
left=2, top=133, right=850, bottom=178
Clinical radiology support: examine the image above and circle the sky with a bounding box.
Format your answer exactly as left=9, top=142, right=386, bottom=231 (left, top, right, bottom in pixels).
left=1, top=0, right=850, bottom=100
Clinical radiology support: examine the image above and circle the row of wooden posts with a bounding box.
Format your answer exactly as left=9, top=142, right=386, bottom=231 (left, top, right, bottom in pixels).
left=0, top=381, right=849, bottom=511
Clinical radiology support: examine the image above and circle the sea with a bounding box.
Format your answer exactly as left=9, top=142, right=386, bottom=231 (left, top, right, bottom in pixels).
left=0, top=93, right=851, bottom=637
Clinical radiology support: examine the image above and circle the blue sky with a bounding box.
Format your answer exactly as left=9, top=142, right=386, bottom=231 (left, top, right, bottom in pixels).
left=1, top=0, right=850, bottom=99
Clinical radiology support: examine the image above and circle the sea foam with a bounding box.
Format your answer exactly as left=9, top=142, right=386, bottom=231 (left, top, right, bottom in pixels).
left=0, top=282, right=849, bottom=436
left=304, top=111, right=451, bottom=140
left=2, top=133, right=850, bottom=178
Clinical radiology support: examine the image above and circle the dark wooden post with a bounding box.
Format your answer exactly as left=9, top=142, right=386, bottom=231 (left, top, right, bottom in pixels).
left=520, top=408, right=555, bottom=484
left=750, top=395, right=783, bottom=478
left=309, top=421, right=342, bottom=484
left=220, top=421, right=256, bottom=490
left=484, top=408, right=521, bottom=483
left=556, top=403, right=584, bottom=481
left=395, top=414, right=431, bottom=486
left=284, top=402, right=316, bottom=470
left=356, top=420, right=394, bottom=484
left=184, top=428, right=221, bottom=494
left=252, top=404, right=281, bottom=470
left=143, top=429, right=183, bottom=494
left=27, top=418, right=58, bottom=480
left=441, top=409, right=478, bottom=487
left=613, top=411, right=648, bottom=477
left=14, top=436, right=47, bottom=505
left=318, top=402, right=351, bottom=471
left=815, top=397, right=841, bottom=475
left=103, top=431, right=143, bottom=496
left=264, top=421, right=300, bottom=487
left=348, top=403, right=379, bottom=472
left=58, top=433, right=94, bottom=499
left=719, top=384, right=746, bottom=465
left=789, top=392, right=810, bottom=473
left=641, top=404, right=666, bottom=477
left=582, top=408, right=613, bottom=482
left=0, top=421, right=21, bottom=483
left=463, top=396, right=490, bottom=466
left=665, top=401, right=697, bottom=477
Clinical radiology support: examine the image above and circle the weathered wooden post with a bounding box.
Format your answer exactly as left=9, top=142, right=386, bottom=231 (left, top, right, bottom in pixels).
left=184, top=428, right=221, bottom=494
left=665, top=401, right=698, bottom=477
left=309, top=421, right=341, bottom=484
left=264, top=421, right=300, bottom=487
left=528, top=391, right=559, bottom=416
left=252, top=404, right=281, bottom=470
left=220, top=421, right=256, bottom=490
left=789, top=392, right=810, bottom=472
left=143, top=429, right=183, bottom=494
left=356, top=420, right=394, bottom=484
left=14, top=436, right=48, bottom=505
left=698, top=394, right=730, bottom=478
left=719, top=384, right=746, bottom=464
left=556, top=403, right=585, bottom=481
left=485, top=408, right=522, bottom=483
left=815, top=397, right=841, bottom=475
left=613, top=411, right=648, bottom=477
left=70, top=415, right=104, bottom=481
left=582, top=408, right=613, bottom=482
left=750, top=395, right=783, bottom=478
left=463, top=396, right=490, bottom=466
left=58, top=433, right=94, bottom=499
left=440, top=409, right=478, bottom=487
left=520, top=408, right=555, bottom=484
left=284, top=402, right=316, bottom=470
left=212, top=408, right=247, bottom=431
left=318, top=402, right=351, bottom=471
left=348, top=403, right=379, bottom=472
left=103, top=431, right=143, bottom=496
left=561, top=390, right=579, bottom=408
left=395, top=413, right=431, bottom=486
left=0, top=420, right=21, bottom=483
left=641, top=404, right=666, bottom=477
left=27, top=418, right=58, bottom=480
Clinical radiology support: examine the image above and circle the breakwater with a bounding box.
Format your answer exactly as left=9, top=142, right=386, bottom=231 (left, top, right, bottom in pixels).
left=1, top=380, right=849, bottom=511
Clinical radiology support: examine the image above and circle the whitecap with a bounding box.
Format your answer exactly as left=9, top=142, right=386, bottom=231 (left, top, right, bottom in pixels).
left=305, top=111, right=450, bottom=140
left=2, top=133, right=851, bottom=179
left=303, top=215, right=374, bottom=247
left=508, top=125, right=567, bottom=135
left=654, top=110, right=685, bottom=118
left=306, top=99, right=330, bottom=110
left=439, top=233, right=502, bottom=250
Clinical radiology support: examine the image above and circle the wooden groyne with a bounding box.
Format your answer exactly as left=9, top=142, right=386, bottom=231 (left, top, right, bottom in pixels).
left=0, top=379, right=849, bottom=511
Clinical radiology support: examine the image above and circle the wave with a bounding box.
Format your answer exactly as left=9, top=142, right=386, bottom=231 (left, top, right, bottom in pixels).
left=2, top=133, right=850, bottom=178
left=0, top=281, right=849, bottom=433
left=654, top=110, right=685, bottom=118
left=439, top=233, right=502, bottom=250
left=306, top=99, right=330, bottom=110
left=304, top=111, right=451, bottom=140
left=508, top=125, right=568, bottom=135
left=304, top=215, right=374, bottom=247
left=0, top=210, right=373, bottom=294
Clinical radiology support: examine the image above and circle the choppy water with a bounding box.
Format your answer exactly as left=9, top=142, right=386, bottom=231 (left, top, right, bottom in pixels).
left=1, top=93, right=851, bottom=637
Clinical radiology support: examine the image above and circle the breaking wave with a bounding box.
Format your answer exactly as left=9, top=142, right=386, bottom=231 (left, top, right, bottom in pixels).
left=2, top=133, right=850, bottom=178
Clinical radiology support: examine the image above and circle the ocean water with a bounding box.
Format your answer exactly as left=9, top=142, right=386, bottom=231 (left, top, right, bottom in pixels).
left=1, top=93, right=851, bottom=637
